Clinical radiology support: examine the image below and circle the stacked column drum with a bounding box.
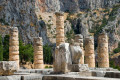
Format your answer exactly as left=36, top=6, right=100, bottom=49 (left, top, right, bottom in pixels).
left=85, top=36, right=95, bottom=68
left=98, top=33, right=109, bottom=68
left=34, top=37, right=44, bottom=69
left=9, top=27, right=19, bottom=69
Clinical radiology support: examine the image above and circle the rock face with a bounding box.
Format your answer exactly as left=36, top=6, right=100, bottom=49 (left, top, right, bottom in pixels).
left=37, top=0, right=120, bottom=12
left=0, top=61, right=18, bottom=76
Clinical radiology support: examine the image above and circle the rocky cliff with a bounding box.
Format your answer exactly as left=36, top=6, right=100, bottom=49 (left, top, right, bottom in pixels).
left=37, top=0, right=120, bottom=12
left=0, top=0, right=120, bottom=53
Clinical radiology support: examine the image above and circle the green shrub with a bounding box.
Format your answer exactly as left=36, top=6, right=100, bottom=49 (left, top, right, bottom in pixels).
left=49, top=66, right=53, bottom=68
left=113, top=48, right=120, bottom=53
left=45, top=66, right=49, bottom=68
left=19, top=40, right=33, bottom=63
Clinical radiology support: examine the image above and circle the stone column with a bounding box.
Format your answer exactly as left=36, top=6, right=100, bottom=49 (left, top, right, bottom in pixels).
left=55, top=12, right=65, bottom=46
left=53, top=12, right=65, bottom=73
left=74, top=34, right=84, bottom=64
left=34, top=37, right=44, bottom=69
left=98, top=33, right=109, bottom=68
left=9, top=27, right=19, bottom=69
left=85, top=36, right=95, bottom=68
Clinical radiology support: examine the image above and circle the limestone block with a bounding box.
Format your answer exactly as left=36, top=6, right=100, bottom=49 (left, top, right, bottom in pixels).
left=9, top=41, right=19, bottom=45
left=70, top=45, right=83, bottom=64
left=9, top=46, right=19, bottom=51
left=0, top=61, right=18, bottom=76
left=54, top=43, right=72, bottom=73
left=71, top=64, right=89, bottom=72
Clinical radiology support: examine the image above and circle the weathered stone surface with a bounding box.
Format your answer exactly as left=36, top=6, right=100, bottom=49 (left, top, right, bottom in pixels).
left=97, top=33, right=109, bottom=68
left=34, top=37, right=44, bottom=69
left=9, top=27, right=19, bottom=69
left=85, top=36, right=95, bottom=68
left=0, top=61, right=18, bottom=76
left=54, top=43, right=72, bottom=73
left=70, top=45, right=83, bottom=64
left=71, top=64, right=89, bottom=72
left=74, top=34, right=84, bottom=64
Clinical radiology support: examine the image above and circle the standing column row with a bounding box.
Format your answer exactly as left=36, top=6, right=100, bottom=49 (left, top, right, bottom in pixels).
left=9, top=27, right=19, bottom=69
left=34, top=37, right=44, bottom=69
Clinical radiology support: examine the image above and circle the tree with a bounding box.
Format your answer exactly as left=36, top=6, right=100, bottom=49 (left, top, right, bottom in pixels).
left=0, top=35, right=3, bottom=61
left=43, top=44, right=53, bottom=64
left=3, top=35, right=9, bottom=61
left=19, top=40, right=33, bottom=63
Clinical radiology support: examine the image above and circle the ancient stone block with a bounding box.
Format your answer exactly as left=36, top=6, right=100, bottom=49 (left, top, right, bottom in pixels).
left=0, top=61, right=18, bottom=76
left=54, top=43, right=72, bottom=73
left=71, top=64, right=89, bottom=72
left=70, top=45, right=83, bottom=64
left=74, top=34, right=84, bottom=64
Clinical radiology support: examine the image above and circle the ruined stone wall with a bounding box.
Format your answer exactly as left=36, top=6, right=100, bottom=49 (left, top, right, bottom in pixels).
left=98, top=33, right=109, bottom=68
left=34, top=37, right=44, bottom=69
left=9, top=27, right=19, bottom=69
left=85, top=36, right=95, bottom=68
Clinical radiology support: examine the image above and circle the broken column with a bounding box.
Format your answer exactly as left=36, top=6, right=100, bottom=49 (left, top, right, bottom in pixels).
left=9, top=27, right=19, bottom=69
left=53, top=12, right=66, bottom=73
left=74, top=34, right=84, bottom=64
left=85, top=36, right=95, bottom=68
left=34, top=37, right=44, bottom=69
left=98, top=33, right=109, bottom=68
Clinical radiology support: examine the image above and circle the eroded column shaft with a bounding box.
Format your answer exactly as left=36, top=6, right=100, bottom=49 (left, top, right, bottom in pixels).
left=98, top=33, right=109, bottom=68
left=9, top=27, right=19, bottom=69
left=34, top=37, right=44, bottom=69
left=85, top=36, right=95, bottom=68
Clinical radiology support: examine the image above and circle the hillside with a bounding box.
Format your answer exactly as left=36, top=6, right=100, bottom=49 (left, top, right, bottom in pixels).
left=0, top=0, right=120, bottom=53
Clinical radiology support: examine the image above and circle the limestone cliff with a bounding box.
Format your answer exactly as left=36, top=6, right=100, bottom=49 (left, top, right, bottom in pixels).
left=0, top=0, right=120, bottom=53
